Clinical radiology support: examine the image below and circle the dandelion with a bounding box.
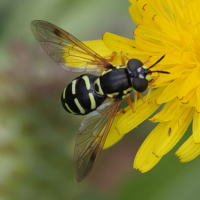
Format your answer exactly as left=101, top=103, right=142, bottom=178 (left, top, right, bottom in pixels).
left=85, top=0, right=200, bottom=173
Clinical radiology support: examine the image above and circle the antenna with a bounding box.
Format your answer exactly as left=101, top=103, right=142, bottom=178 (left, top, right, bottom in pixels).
left=150, top=70, right=170, bottom=74
left=148, top=55, right=165, bottom=69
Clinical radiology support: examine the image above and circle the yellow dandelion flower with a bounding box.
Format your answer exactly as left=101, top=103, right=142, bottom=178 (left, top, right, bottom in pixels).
left=83, top=0, right=200, bottom=173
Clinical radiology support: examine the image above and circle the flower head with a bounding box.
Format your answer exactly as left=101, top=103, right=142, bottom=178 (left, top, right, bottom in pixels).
left=84, top=0, right=200, bottom=173
left=127, top=0, right=200, bottom=172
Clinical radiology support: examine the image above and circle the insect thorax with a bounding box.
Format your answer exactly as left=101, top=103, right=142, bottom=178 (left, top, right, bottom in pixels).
left=61, top=74, right=106, bottom=115
left=99, top=67, right=133, bottom=99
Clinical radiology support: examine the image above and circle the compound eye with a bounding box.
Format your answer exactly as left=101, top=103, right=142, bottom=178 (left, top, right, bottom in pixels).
left=132, top=78, right=148, bottom=93
left=127, top=59, right=143, bottom=72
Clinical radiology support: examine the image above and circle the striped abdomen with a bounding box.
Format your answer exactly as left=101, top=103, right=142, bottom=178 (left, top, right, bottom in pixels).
left=61, top=74, right=106, bottom=115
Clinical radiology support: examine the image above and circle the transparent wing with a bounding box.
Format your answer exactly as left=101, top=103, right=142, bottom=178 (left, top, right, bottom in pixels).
left=74, top=100, right=121, bottom=182
left=30, top=20, right=111, bottom=72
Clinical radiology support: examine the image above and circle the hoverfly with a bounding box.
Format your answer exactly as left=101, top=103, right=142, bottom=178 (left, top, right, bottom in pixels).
left=30, top=20, right=169, bottom=182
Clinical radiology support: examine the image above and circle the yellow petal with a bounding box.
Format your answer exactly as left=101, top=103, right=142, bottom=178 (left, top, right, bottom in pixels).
left=149, top=98, right=179, bottom=122
left=85, top=40, right=126, bottom=66
left=103, top=32, right=137, bottom=53
left=192, top=111, right=200, bottom=143
left=156, top=77, right=184, bottom=104
left=152, top=52, right=179, bottom=65
left=196, top=85, right=200, bottom=112
left=134, top=24, right=162, bottom=43
left=129, top=0, right=146, bottom=25
left=137, top=155, right=162, bottom=173
left=142, top=3, right=161, bottom=31
left=134, top=123, right=164, bottom=172
left=178, top=68, right=200, bottom=99
left=185, top=0, right=200, bottom=28
left=152, top=64, right=186, bottom=88
left=154, top=14, right=180, bottom=40
left=135, top=33, right=166, bottom=53
left=129, top=0, right=135, bottom=4
left=146, top=0, right=174, bottom=22
left=83, top=39, right=112, bottom=57
left=189, top=88, right=198, bottom=108
left=160, top=34, right=182, bottom=52
left=103, top=32, right=153, bottom=57
left=179, top=87, right=196, bottom=107
left=181, top=52, right=196, bottom=66
left=134, top=107, right=194, bottom=172
left=103, top=113, right=124, bottom=149
left=175, top=135, right=200, bottom=162
left=153, top=107, right=194, bottom=157
left=116, top=88, right=163, bottom=135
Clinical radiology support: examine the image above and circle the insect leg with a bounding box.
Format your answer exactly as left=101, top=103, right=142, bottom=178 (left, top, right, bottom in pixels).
left=143, top=56, right=151, bottom=64
left=145, top=72, right=160, bottom=102
left=121, top=52, right=131, bottom=65
left=123, top=53, right=131, bottom=61
left=126, top=91, right=142, bottom=113
left=138, top=93, right=145, bottom=103
left=103, top=52, right=116, bottom=62
left=126, top=96, right=135, bottom=113
left=121, top=52, right=126, bottom=65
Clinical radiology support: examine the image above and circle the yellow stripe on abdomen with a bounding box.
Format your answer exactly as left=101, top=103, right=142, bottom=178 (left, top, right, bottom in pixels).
left=74, top=98, right=85, bottom=114
left=65, top=103, right=77, bottom=114
left=89, top=93, right=96, bottom=109
left=82, top=76, right=91, bottom=90
left=63, top=88, right=66, bottom=99
left=94, top=78, right=104, bottom=96
left=72, top=80, right=77, bottom=95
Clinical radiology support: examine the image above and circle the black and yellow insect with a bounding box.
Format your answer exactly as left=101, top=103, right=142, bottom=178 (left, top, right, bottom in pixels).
left=30, top=20, right=169, bottom=182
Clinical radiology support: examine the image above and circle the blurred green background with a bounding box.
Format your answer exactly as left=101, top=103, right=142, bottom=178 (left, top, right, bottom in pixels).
left=1, top=0, right=200, bottom=200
